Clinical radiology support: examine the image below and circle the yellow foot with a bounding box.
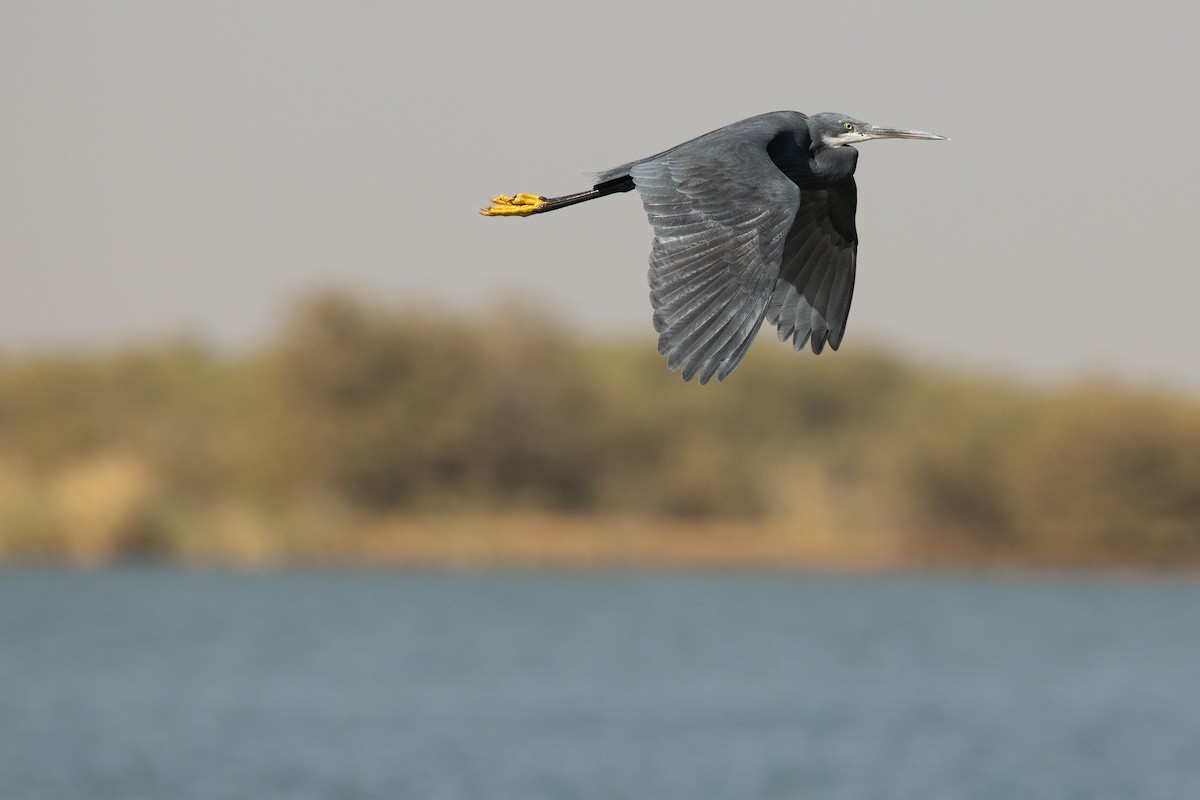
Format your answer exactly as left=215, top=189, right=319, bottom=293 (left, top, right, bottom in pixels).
left=479, top=192, right=547, bottom=217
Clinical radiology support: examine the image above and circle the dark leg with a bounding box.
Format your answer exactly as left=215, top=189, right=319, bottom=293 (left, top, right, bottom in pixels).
left=480, top=175, right=635, bottom=217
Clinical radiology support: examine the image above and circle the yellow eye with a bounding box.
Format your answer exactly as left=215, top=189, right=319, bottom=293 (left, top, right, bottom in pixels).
left=843, top=122, right=855, bottom=131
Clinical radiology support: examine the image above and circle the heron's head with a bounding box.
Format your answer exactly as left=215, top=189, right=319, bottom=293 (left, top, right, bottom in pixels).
left=809, top=112, right=947, bottom=150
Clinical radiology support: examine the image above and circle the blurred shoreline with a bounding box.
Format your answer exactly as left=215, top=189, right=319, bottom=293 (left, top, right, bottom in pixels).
left=3, top=292, right=1200, bottom=571
left=5, top=511, right=1200, bottom=574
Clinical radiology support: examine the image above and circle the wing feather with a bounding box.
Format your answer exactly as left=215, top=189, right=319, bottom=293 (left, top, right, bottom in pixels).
left=765, top=180, right=858, bottom=354
left=629, top=144, right=800, bottom=383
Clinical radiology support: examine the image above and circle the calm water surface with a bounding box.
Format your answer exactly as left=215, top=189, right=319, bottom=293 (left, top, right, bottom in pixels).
left=2, top=569, right=1199, bottom=800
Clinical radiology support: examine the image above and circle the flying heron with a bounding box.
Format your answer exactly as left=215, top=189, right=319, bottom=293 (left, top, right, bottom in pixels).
left=481, top=111, right=946, bottom=383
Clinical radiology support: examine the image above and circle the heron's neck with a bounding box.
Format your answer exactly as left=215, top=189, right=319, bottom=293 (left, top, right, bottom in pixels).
left=809, top=146, right=858, bottom=187
left=768, top=134, right=858, bottom=189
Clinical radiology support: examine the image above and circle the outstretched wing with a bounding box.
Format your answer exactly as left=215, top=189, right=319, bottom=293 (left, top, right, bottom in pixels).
left=765, top=178, right=858, bottom=354
left=630, top=144, right=801, bottom=383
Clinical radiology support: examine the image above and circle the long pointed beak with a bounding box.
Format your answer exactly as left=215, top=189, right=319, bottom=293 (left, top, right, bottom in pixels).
left=866, top=126, right=947, bottom=141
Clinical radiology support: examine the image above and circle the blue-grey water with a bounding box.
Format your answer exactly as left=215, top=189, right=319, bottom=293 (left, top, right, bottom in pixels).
left=2, top=569, right=1200, bottom=800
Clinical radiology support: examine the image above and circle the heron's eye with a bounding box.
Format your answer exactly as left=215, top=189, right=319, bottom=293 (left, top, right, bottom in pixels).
left=843, top=122, right=855, bottom=132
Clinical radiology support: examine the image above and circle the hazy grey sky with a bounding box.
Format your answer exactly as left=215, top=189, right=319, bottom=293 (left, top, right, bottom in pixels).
left=3, top=1, right=1199, bottom=387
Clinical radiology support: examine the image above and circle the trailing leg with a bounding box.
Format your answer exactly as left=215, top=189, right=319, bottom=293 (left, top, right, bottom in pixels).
left=480, top=175, right=635, bottom=217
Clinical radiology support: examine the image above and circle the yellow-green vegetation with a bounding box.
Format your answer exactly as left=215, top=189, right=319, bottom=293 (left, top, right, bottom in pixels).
left=2, top=291, right=1199, bottom=568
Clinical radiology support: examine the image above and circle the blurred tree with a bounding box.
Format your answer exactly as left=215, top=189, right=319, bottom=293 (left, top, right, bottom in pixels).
left=3, top=291, right=1200, bottom=566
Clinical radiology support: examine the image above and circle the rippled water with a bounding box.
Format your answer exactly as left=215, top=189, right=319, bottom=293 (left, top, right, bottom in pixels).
left=2, top=569, right=1199, bottom=799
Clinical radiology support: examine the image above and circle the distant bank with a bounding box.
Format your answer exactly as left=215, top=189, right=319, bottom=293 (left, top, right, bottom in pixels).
left=3, top=292, right=1200, bottom=570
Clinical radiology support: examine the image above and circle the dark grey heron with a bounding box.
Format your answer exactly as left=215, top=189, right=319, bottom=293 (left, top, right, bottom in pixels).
left=481, top=111, right=946, bottom=383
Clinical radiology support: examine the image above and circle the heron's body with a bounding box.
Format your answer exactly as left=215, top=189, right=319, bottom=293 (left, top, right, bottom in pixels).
left=482, top=111, right=945, bottom=383
left=596, top=111, right=858, bottom=189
